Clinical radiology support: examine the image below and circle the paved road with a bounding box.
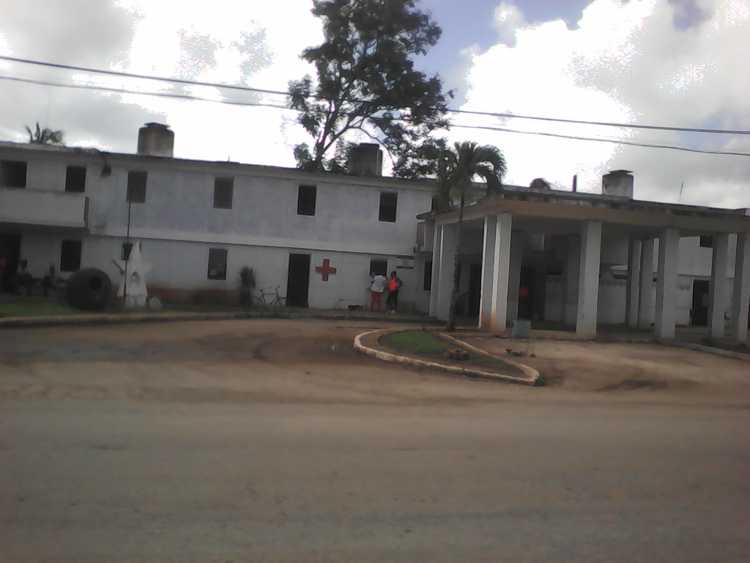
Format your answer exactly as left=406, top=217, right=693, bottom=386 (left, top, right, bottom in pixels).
left=1, top=320, right=749, bottom=561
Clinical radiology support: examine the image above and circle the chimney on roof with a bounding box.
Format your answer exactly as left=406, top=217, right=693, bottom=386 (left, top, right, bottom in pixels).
left=348, top=143, right=383, bottom=177
left=137, top=123, right=174, bottom=158
left=602, top=170, right=634, bottom=198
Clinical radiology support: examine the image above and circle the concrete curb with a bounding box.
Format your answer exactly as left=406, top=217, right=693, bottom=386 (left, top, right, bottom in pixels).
left=440, top=333, right=542, bottom=383
left=669, top=340, right=750, bottom=362
left=353, top=329, right=540, bottom=386
left=0, top=310, right=440, bottom=330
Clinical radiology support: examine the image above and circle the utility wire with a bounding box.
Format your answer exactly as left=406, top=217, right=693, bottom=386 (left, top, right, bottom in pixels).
left=2, top=53, right=749, bottom=136
left=3, top=73, right=749, bottom=158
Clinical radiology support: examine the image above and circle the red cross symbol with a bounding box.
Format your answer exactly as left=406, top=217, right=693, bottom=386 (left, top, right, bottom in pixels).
left=315, top=258, right=337, bottom=281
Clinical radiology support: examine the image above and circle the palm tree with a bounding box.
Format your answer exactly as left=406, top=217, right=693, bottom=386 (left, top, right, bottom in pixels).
left=438, top=141, right=507, bottom=331
left=25, top=122, right=64, bottom=145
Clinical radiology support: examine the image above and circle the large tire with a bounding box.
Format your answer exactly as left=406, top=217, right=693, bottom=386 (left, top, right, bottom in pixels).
left=65, top=268, right=113, bottom=311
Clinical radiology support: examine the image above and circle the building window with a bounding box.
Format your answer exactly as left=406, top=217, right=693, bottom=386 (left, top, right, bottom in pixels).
left=208, top=248, right=228, bottom=280
left=65, top=165, right=86, bottom=193
left=297, top=184, right=317, bottom=216
left=213, top=177, right=234, bottom=209
left=379, top=192, right=398, bottom=222
left=699, top=235, right=713, bottom=248
left=126, top=171, right=147, bottom=203
left=370, top=258, right=388, bottom=277
left=1, top=160, right=27, bottom=188
left=424, top=260, right=433, bottom=291
left=60, top=240, right=82, bottom=272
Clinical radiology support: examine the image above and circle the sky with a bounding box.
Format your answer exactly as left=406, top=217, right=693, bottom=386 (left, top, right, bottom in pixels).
left=0, top=0, right=748, bottom=208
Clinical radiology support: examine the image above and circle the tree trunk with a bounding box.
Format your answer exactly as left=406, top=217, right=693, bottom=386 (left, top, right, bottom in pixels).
left=446, top=194, right=465, bottom=331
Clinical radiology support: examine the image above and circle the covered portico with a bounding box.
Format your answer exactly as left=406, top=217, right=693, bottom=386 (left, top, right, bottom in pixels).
left=427, top=187, right=750, bottom=344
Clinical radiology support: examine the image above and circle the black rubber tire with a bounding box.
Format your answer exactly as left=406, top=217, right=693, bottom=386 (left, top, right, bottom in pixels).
left=65, top=268, right=113, bottom=311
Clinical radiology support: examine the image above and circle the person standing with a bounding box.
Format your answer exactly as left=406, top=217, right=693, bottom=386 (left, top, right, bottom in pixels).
left=369, top=272, right=387, bottom=312
left=386, top=271, right=402, bottom=313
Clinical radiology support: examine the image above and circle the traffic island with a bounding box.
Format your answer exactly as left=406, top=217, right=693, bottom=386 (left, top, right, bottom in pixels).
left=354, top=328, right=542, bottom=386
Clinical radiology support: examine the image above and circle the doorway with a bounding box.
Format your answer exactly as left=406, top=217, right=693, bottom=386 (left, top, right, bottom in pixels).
left=467, top=263, right=482, bottom=317
left=286, top=253, right=311, bottom=308
left=691, top=279, right=709, bottom=326
left=0, top=233, right=21, bottom=292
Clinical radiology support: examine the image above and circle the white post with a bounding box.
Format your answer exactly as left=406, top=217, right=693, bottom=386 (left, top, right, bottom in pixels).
left=436, top=223, right=457, bottom=321
left=655, top=228, right=680, bottom=340
left=731, top=232, right=750, bottom=344
left=638, top=238, right=655, bottom=329
left=428, top=224, right=442, bottom=317
left=479, top=216, right=496, bottom=329
left=626, top=237, right=641, bottom=328
left=708, top=233, right=730, bottom=339
left=489, top=213, right=513, bottom=332
left=576, top=221, right=602, bottom=338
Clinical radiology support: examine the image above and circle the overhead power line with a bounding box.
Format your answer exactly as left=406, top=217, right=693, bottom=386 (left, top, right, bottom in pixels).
left=2, top=53, right=749, bottom=136
left=3, top=73, right=749, bottom=158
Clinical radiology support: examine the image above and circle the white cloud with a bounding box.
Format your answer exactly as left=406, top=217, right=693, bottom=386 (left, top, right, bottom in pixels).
left=493, top=2, right=526, bottom=46
left=457, top=0, right=750, bottom=208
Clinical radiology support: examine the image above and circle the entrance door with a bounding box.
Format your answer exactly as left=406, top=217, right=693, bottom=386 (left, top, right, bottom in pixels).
left=691, top=280, right=709, bottom=326
left=468, top=263, right=482, bottom=317
left=286, top=253, right=311, bottom=308
left=0, top=233, right=21, bottom=292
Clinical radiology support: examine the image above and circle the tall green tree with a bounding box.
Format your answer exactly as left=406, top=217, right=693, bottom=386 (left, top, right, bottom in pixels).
left=289, top=0, right=450, bottom=172
left=438, top=141, right=507, bottom=331
left=25, top=122, right=64, bottom=145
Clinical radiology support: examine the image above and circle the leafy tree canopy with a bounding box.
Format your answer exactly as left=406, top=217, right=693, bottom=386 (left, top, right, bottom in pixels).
left=25, top=122, right=64, bottom=146
left=289, top=0, right=451, bottom=172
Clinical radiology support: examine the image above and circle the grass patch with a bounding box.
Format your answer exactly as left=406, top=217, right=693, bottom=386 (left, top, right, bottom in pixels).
left=381, top=330, right=449, bottom=357
left=0, top=297, right=77, bottom=318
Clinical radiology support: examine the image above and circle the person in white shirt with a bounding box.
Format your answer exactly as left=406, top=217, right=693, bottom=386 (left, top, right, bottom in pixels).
left=369, top=273, right=387, bottom=312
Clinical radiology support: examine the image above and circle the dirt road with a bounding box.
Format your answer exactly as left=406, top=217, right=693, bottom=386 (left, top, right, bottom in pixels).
left=1, top=319, right=749, bottom=561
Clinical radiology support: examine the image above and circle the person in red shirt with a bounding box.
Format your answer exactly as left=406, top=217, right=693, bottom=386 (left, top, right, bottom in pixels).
left=386, top=271, right=402, bottom=313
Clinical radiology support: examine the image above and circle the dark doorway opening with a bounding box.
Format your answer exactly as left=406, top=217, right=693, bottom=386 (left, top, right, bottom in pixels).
left=287, top=253, right=311, bottom=308
left=691, top=279, right=709, bottom=326
left=0, top=233, right=21, bottom=292
left=467, top=263, right=482, bottom=317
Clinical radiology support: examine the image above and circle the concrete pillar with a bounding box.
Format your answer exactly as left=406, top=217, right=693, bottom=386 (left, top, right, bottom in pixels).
left=576, top=221, right=602, bottom=338
left=507, top=233, right=524, bottom=326
left=483, top=213, right=513, bottom=332
left=708, top=233, right=730, bottom=339
left=655, top=228, right=680, bottom=339
left=638, top=238, right=655, bottom=329
left=731, top=232, right=750, bottom=344
left=428, top=224, right=442, bottom=317
left=563, top=235, right=580, bottom=326
left=626, top=237, right=641, bottom=328
left=479, top=216, right=496, bottom=328
left=435, top=223, right=457, bottom=321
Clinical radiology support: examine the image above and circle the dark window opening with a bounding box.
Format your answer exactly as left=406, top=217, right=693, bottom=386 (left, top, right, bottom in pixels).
left=213, top=177, right=234, bottom=209
left=1, top=161, right=27, bottom=188
left=699, top=235, right=713, bottom=248
left=121, top=242, right=133, bottom=261
left=60, top=240, right=82, bottom=272
left=297, top=184, right=317, bottom=216
left=370, top=259, right=388, bottom=277
left=424, top=260, right=433, bottom=291
left=379, top=192, right=397, bottom=222
left=208, top=248, right=228, bottom=280
left=126, top=171, right=147, bottom=203
left=65, top=165, right=86, bottom=193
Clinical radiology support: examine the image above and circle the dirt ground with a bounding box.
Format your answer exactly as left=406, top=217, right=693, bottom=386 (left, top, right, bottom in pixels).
left=2, top=319, right=750, bottom=561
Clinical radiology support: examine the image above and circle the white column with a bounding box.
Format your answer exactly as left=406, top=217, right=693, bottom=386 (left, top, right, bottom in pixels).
left=638, top=238, right=655, bottom=329
left=655, top=228, right=680, bottom=339
left=479, top=216, right=496, bottom=328
left=731, top=232, right=750, bottom=344
left=708, top=233, right=730, bottom=339
left=435, top=223, right=457, bottom=321
left=626, top=237, right=641, bottom=328
left=428, top=224, right=442, bottom=317
left=576, top=221, right=602, bottom=338
left=488, top=213, right=513, bottom=332
left=563, top=234, right=580, bottom=326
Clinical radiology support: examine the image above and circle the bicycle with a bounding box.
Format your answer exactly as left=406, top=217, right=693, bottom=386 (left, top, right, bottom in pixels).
left=255, top=285, right=286, bottom=307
